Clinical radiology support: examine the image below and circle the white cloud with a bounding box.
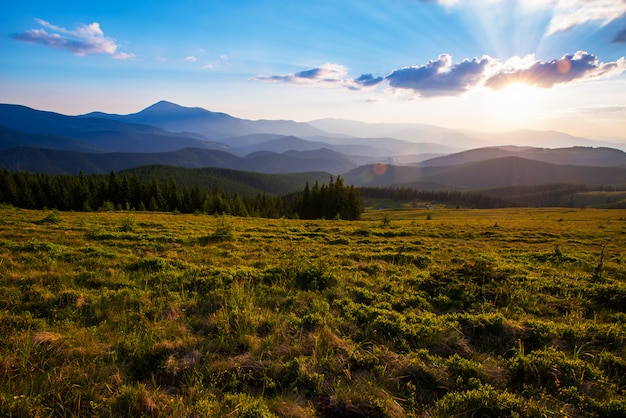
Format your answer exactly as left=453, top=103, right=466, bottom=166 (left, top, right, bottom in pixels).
left=113, top=52, right=135, bottom=60
left=202, top=54, right=228, bottom=70
left=429, top=0, right=461, bottom=8
left=575, top=105, right=626, bottom=115
left=545, top=0, right=626, bottom=35
left=255, top=63, right=363, bottom=90
left=430, top=0, right=626, bottom=35
left=185, top=55, right=197, bottom=63
left=12, top=18, right=135, bottom=59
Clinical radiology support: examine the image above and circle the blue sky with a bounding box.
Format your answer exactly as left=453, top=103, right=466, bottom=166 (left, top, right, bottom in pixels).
left=2, top=0, right=626, bottom=141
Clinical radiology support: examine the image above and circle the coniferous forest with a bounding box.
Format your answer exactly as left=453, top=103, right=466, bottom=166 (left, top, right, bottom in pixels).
left=3, top=166, right=624, bottom=222
left=0, top=169, right=364, bottom=220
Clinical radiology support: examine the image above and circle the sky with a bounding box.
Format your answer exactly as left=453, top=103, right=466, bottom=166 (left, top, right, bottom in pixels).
left=2, top=0, right=626, bottom=141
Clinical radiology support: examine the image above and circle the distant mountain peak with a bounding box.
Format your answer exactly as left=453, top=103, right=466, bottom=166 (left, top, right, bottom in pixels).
left=135, top=101, right=237, bottom=123
left=147, top=100, right=183, bottom=110
left=139, top=100, right=201, bottom=115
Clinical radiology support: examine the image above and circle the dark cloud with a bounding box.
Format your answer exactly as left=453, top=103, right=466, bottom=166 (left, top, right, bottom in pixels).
left=613, top=28, right=626, bottom=43
left=295, top=68, right=323, bottom=79
left=385, top=54, right=492, bottom=96
left=355, top=73, right=384, bottom=87
left=484, top=51, right=626, bottom=89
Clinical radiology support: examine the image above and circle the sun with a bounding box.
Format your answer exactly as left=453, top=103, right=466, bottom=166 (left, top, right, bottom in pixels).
left=482, top=82, right=547, bottom=130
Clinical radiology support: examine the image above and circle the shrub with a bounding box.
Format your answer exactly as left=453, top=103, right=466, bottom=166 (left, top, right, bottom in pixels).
left=586, top=282, right=626, bottom=312
left=294, top=263, right=336, bottom=291
left=433, top=383, right=545, bottom=417
left=507, top=346, right=605, bottom=395
left=111, top=383, right=171, bottom=417
left=119, top=215, right=135, bottom=232
left=126, top=257, right=172, bottom=273
left=377, top=252, right=431, bottom=268
left=319, top=379, right=405, bottom=418
left=219, top=393, right=276, bottom=418
left=394, top=354, right=449, bottom=404
left=33, top=210, right=62, bottom=224
left=282, top=358, right=325, bottom=396
left=206, top=216, right=235, bottom=242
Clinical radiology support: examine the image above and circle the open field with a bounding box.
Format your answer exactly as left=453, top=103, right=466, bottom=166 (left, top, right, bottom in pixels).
left=1, top=206, right=625, bottom=417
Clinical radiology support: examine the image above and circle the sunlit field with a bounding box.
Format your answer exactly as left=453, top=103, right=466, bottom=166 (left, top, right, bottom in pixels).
left=1, top=206, right=625, bottom=417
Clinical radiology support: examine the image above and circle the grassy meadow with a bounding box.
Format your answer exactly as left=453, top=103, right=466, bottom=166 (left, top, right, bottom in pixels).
left=0, top=205, right=625, bottom=417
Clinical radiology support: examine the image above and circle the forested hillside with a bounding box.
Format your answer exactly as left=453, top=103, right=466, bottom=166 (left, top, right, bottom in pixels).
left=0, top=169, right=363, bottom=220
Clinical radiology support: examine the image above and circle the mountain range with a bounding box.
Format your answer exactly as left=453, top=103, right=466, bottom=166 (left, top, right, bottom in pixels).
left=1, top=101, right=625, bottom=192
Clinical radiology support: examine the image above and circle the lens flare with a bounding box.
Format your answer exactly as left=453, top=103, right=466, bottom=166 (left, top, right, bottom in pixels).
left=373, top=162, right=388, bottom=176
left=557, top=57, right=571, bottom=74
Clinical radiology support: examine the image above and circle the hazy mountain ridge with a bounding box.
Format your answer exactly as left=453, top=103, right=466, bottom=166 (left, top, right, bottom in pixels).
left=83, top=102, right=466, bottom=160
left=307, top=118, right=483, bottom=148
left=1, top=102, right=625, bottom=191
left=419, top=146, right=626, bottom=167
left=83, top=100, right=327, bottom=140
left=344, top=156, right=626, bottom=189
left=0, top=104, right=229, bottom=153
left=236, top=135, right=332, bottom=154
left=4, top=102, right=624, bottom=154
left=470, top=129, right=608, bottom=149
left=0, top=103, right=461, bottom=162
left=0, top=146, right=356, bottom=175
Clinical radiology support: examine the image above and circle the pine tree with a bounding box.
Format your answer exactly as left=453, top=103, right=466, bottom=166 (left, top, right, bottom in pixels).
left=231, top=192, right=248, bottom=217
left=148, top=176, right=166, bottom=211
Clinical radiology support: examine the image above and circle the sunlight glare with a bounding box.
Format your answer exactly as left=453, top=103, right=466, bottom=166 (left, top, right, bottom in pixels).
left=484, top=83, right=545, bottom=129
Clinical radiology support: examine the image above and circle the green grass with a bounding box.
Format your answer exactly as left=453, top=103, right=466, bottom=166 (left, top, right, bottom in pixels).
left=0, top=206, right=625, bottom=417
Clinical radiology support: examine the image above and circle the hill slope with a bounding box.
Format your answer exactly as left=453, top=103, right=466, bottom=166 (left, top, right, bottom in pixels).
left=0, top=126, right=106, bottom=153
left=344, top=156, right=626, bottom=189
left=0, top=146, right=355, bottom=175
left=420, top=146, right=626, bottom=167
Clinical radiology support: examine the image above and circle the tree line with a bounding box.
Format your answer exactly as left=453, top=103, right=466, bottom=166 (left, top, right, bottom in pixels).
left=297, top=176, right=363, bottom=220
left=359, top=187, right=516, bottom=209
left=0, top=169, right=364, bottom=220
